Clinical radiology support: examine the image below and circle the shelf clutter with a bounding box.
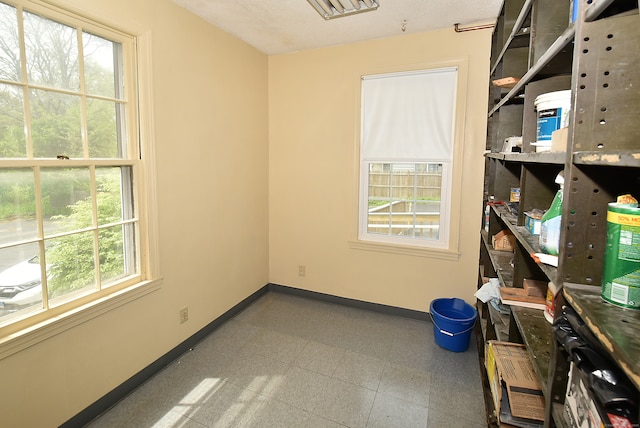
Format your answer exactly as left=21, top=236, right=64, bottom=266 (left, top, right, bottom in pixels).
left=477, top=0, right=640, bottom=427
left=486, top=341, right=545, bottom=426
left=499, top=279, right=547, bottom=310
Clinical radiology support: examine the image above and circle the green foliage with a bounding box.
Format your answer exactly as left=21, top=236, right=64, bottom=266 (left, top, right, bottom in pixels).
left=0, top=183, right=36, bottom=219
left=0, top=169, right=95, bottom=221
left=47, top=173, right=125, bottom=297
left=47, top=231, right=95, bottom=298
left=87, top=98, right=118, bottom=158
left=0, top=85, right=26, bottom=158
left=30, top=91, right=83, bottom=158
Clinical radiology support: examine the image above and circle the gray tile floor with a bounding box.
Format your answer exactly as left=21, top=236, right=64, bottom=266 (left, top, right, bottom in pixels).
left=88, top=291, right=487, bottom=427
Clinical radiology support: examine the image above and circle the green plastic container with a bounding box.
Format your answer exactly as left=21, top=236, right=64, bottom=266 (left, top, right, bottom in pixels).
left=539, top=189, right=563, bottom=255
left=601, top=203, right=640, bottom=309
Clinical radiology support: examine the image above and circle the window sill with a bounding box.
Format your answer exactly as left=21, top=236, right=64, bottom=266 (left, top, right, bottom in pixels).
left=348, top=240, right=460, bottom=260
left=0, top=278, right=162, bottom=361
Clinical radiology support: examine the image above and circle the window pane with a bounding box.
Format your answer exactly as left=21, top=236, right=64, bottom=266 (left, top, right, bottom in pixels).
left=367, top=163, right=389, bottom=235
left=0, top=244, right=43, bottom=317
left=0, top=3, right=20, bottom=82
left=83, top=32, right=121, bottom=99
left=30, top=89, right=82, bottom=158
left=46, top=232, right=95, bottom=305
left=0, top=169, right=37, bottom=245
left=415, top=163, right=441, bottom=239
left=99, top=223, right=135, bottom=287
left=41, top=168, right=91, bottom=235
left=96, top=167, right=126, bottom=225
left=367, top=163, right=441, bottom=240
left=87, top=98, right=126, bottom=158
left=0, top=83, right=26, bottom=158
left=24, top=11, right=79, bottom=91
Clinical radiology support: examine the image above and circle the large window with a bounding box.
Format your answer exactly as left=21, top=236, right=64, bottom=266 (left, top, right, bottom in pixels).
left=359, top=68, right=457, bottom=250
left=0, top=0, right=151, bottom=329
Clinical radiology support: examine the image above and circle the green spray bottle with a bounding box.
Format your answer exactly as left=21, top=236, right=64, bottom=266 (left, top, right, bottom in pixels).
left=539, top=171, right=564, bottom=255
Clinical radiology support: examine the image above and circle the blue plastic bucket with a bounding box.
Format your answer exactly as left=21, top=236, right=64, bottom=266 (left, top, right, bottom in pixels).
left=430, top=298, right=478, bottom=352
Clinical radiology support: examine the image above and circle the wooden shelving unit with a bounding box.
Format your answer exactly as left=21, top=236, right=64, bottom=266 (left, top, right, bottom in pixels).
left=478, top=0, right=640, bottom=426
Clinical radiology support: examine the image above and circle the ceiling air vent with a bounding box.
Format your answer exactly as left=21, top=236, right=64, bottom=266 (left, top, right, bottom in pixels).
left=307, top=0, right=379, bottom=20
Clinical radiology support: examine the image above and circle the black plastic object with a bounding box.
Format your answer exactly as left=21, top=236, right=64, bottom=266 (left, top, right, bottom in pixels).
left=554, top=306, right=638, bottom=423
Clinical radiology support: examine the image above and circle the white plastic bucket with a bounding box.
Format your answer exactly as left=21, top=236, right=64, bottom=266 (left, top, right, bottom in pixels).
left=534, top=90, right=571, bottom=147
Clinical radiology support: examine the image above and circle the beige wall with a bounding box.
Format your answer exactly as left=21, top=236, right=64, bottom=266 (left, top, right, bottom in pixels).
left=0, top=0, right=269, bottom=426
left=0, top=2, right=491, bottom=425
left=268, top=28, right=491, bottom=311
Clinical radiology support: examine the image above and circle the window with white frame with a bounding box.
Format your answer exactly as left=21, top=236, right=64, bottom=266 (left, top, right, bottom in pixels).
left=0, top=0, right=152, bottom=328
left=359, top=67, right=457, bottom=250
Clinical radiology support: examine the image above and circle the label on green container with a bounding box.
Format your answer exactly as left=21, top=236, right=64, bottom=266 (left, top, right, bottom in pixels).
left=601, top=204, right=640, bottom=309
left=540, top=189, right=563, bottom=255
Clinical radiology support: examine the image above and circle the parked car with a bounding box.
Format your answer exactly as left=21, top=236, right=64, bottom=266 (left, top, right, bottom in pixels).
left=0, top=255, right=44, bottom=310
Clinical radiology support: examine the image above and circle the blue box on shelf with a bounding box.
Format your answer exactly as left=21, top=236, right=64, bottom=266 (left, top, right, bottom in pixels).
left=525, top=211, right=542, bottom=235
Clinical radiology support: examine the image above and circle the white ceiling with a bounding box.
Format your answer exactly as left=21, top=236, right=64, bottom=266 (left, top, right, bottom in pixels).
left=171, top=0, right=502, bottom=55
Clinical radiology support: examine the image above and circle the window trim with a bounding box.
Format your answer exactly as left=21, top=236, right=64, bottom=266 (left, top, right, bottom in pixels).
left=350, top=58, right=469, bottom=259
left=0, top=278, right=160, bottom=360
left=0, top=1, right=161, bottom=359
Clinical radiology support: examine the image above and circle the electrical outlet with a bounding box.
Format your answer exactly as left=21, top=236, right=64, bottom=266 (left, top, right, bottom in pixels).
left=179, top=306, right=189, bottom=323
left=298, top=265, right=306, bottom=276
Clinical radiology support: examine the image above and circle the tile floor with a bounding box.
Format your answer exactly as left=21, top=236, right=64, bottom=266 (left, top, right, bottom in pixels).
left=88, top=291, right=487, bottom=427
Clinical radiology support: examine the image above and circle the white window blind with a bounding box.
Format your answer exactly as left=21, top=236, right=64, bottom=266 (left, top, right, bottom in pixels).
left=361, top=67, right=457, bottom=162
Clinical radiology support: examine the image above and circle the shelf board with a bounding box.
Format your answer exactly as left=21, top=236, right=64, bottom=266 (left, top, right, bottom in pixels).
left=485, top=152, right=508, bottom=160
left=573, top=151, right=640, bottom=168
left=514, top=226, right=558, bottom=282
left=481, top=230, right=514, bottom=288
left=511, top=30, right=531, bottom=49
left=494, top=204, right=518, bottom=227
left=563, top=283, right=640, bottom=390
left=485, top=151, right=566, bottom=164
left=504, top=151, right=566, bottom=164
left=489, top=25, right=575, bottom=117
left=487, top=300, right=510, bottom=342
left=511, top=306, right=553, bottom=394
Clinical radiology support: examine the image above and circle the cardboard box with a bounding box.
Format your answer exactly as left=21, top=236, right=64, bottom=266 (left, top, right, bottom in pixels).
left=499, top=284, right=547, bottom=310
left=522, top=279, right=547, bottom=298
left=551, top=127, right=568, bottom=152
left=485, top=341, right=545, bottom=424
left=524, top=212, right=542, bottom=235
left=492, top=230, right=516, bottom=252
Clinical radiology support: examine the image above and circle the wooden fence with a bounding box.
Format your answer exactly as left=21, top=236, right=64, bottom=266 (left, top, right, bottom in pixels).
left=367, top=200, right=440, bottom=238
left=368, top=171, right=442, bottom=200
